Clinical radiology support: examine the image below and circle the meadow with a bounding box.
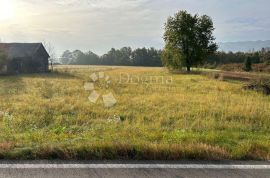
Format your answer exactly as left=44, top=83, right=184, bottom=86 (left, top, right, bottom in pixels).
left=0, top=66, right=269, bottom=160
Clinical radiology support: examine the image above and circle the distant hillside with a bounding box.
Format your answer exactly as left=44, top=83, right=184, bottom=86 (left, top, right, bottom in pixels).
left=218, top=40, right=270, bottom=52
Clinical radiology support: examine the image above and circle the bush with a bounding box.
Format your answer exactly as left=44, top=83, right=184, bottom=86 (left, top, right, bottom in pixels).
left=243, top=78, right=270, bottom=95
left=218, top=63, right=270, bottom=73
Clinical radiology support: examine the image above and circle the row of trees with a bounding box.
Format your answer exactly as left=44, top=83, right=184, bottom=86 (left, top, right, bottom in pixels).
left=60, top=47, right=162, bottom=67
left=59, top=46, right=270, bottom=68
left=259, top=47, right=270, bottom=64
left=206, top=48, right=270, bottom=66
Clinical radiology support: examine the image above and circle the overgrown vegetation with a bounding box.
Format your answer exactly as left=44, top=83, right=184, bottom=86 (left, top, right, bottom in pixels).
left=0, top=66, right=269, bottom=160
left=205, top=48, right=270, bottom=72
left=243, top=78, right=270, bottom=95
left=218, top=63, right=270, bottom=73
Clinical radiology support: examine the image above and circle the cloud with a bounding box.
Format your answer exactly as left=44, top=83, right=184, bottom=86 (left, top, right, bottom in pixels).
left=225, top=18, right=259, bottom=25
left=1, top=0, right=270, bottom=55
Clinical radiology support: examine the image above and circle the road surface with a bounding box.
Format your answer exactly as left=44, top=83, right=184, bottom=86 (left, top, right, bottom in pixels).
left=0, top=161, right=269, bottom=178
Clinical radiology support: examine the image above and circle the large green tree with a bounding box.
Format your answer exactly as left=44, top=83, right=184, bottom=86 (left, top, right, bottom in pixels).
left=163, top=10, right=217, bottom=72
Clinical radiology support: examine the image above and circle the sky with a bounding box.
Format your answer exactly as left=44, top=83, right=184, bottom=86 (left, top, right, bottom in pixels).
left=0, top=0, right=270, bottom=56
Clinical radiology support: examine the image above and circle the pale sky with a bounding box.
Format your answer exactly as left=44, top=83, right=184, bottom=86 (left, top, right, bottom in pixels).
left=0, top=0, right=270, bottom=56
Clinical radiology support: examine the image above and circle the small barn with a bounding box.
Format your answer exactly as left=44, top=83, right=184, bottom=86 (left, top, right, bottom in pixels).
left=0, top=43, right=49, bottom=75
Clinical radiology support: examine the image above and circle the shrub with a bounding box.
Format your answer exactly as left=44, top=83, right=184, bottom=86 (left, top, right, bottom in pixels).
left=243, top=78, right=270, bottom=95
left=243, top=57, right=252, bottom=72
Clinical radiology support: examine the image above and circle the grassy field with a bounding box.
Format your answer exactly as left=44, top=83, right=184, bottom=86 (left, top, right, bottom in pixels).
left=0, top=66, right=269, bottom=160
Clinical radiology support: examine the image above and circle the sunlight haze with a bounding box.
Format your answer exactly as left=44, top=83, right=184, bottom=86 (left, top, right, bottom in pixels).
left=0, top=0, right=270, bottom=55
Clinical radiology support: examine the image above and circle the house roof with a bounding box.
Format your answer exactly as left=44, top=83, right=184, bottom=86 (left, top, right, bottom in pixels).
left=0, top=43, right=49, bottom=59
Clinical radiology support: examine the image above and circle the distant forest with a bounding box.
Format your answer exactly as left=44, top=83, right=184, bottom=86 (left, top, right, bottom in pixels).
left=60, top=47, right=162, bottom=67
left=60, top=47, right=270, bottom=67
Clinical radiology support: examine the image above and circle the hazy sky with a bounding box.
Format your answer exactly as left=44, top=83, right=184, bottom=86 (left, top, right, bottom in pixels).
left=0, top=0, right=270, bottom=55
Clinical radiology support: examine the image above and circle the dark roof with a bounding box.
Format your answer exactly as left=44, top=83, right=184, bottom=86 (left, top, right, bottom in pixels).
left=0, top=43, right=49, bottom=59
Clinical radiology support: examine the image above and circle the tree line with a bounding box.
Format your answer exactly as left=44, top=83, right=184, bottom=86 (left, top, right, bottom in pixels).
left=59, top=46, right=270, bottom=68
left=60, top=47, right=162, bottom=67
left=206, top=47, right=270, bottom=67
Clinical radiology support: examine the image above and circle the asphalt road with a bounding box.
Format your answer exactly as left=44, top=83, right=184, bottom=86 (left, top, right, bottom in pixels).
left=0, top=161, right=269, bottom=178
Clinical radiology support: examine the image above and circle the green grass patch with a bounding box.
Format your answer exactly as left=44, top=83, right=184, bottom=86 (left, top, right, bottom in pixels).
left=0, top=66, right=269, bottom=160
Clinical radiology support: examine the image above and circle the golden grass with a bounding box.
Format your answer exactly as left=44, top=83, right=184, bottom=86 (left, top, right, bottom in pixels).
left=0, top=66, right=269, bottom=160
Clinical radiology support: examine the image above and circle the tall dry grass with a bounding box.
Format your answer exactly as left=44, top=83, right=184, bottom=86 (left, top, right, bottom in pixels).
left=0, top=66, right=269, bottom=160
